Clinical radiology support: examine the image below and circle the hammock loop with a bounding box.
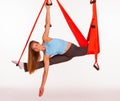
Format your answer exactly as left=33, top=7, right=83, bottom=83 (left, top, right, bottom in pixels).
left=93, top=61, right=100, bottom=71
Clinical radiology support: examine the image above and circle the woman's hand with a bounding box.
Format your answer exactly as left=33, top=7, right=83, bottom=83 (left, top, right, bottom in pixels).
left=45, top=5, right=50, bottom=10
left=39, top=86, right=44, bottom=97
left=45, top=1, right=52, bottom=10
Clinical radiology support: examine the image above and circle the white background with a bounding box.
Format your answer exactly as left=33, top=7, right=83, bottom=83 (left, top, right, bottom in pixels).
left=0, top=0, right=120, bottom=101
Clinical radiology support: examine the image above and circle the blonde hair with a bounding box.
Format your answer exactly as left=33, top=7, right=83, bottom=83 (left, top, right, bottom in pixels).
left=27, top=40, right=40, bottom=74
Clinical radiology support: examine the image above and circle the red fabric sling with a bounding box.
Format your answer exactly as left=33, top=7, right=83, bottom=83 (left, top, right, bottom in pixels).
left=56, top=0, right=88, bottom=47
left=56, top=0, right=100, bottom=70
left=87, top=1, right=100, bottom=70
left=87, top=1, right=100, bottom=54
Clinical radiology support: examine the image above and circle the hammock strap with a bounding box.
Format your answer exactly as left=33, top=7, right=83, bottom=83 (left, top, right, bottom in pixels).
left=17, top=0, right=47, bottom=65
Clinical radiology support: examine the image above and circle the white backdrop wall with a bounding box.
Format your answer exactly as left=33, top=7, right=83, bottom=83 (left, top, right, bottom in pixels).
left=0, top=0, right=120, bottom=101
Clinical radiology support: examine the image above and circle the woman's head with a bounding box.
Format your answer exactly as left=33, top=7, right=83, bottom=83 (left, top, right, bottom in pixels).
left=27, top=40, right=45, bottom=74
left=29, top=40, right=46, bottom=52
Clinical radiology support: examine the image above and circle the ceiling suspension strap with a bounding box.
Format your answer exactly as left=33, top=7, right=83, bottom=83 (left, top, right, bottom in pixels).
left=17, top=0, right=48, bottom=66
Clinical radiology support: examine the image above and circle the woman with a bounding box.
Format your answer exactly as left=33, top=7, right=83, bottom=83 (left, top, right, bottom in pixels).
left=12, top=2, right=88, bottom=96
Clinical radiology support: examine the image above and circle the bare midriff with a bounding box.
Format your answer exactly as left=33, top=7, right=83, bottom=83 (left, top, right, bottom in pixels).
left=64, top=42, right=71, bottom=54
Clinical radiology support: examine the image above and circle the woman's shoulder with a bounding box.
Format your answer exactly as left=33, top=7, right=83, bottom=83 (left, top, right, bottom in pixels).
left=43, top=37, right=52, bottom=43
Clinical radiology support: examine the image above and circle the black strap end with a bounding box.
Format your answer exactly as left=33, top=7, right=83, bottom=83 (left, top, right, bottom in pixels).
left=16, top=64, right=19, bottom=66
left=90, top=0, right=96, bottom=4
left=44, top=24, right=52, bottom=28
left=91, top=25, right=96, bottom=28
left=93, top=64, right=100, bottom=71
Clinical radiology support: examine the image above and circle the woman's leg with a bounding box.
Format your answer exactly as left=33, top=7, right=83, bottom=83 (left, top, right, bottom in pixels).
left=24, top=55, right=72, bottom=72
left=63, top=44, right=88, bottom=58
left=24, top=44, right=87, bottom=72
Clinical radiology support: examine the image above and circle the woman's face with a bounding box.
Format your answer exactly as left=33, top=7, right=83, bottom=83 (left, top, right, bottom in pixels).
left=31, top=42, right=45, bottom=52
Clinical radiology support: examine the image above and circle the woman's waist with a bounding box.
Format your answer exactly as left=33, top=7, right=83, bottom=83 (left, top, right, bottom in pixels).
left=64, top=42, right=72, bottom=54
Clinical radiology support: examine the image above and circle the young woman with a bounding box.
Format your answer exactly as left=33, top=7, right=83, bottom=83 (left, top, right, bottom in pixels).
left=12, top=2, right=88, bottom=96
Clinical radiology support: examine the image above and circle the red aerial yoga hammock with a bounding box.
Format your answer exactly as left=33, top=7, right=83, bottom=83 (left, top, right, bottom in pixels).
left=56, top=0, right=100, bottom=70
left=17, top=0, right=100, bottom=70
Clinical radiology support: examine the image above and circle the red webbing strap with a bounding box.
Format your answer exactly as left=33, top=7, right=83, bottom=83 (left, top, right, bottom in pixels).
left=17, top=0, right=47, bottom=65
left=87, top=1, right=100, bottom=70
left=56, top=0, right=88, bottom=47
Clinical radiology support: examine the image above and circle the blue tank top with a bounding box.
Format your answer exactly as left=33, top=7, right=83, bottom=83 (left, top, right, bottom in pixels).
left=43, top=38, right=68, bottom=56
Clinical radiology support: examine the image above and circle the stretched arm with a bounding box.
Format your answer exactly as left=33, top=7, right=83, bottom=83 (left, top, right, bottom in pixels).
left=39, top=55, right=50, bottom=96
left=42, top=5, right=51, bottom=42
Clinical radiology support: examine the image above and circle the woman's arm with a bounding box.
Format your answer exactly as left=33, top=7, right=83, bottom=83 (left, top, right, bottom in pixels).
left=39, top=55, right=50, bottom=96
left=42, top=5, right=51, bottom=42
